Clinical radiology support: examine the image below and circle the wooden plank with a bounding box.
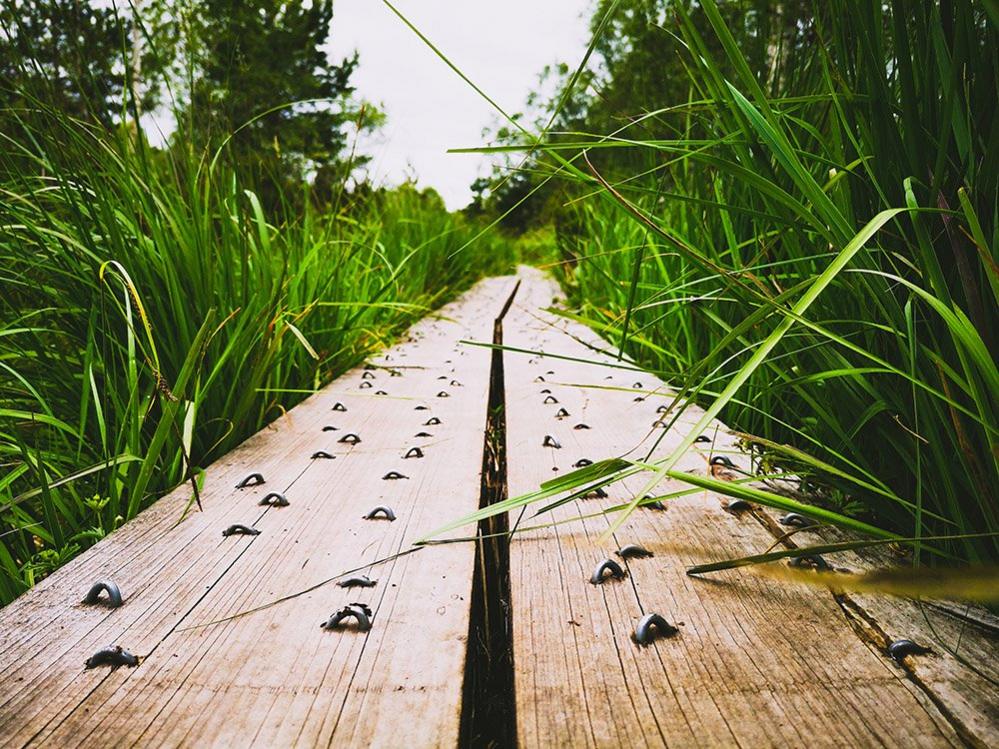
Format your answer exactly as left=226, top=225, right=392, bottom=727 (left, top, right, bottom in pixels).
left=0, top=276, right=516, bottom=747
left=3, top=266, right=993, bottom=748
left=502, top=267, right=973, bottom=747
left=752, top=515, right=999, bottom=747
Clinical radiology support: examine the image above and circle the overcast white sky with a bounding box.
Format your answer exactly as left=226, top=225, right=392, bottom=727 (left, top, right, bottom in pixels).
left=326, top=1, right=591, bottom=209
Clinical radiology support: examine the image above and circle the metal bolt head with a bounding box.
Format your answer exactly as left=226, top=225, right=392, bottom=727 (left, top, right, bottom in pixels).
left=634, top=613, right=678, bottom=645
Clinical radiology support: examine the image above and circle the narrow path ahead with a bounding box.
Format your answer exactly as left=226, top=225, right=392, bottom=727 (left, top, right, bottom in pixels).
left=0, top=268, right=994, bottom=748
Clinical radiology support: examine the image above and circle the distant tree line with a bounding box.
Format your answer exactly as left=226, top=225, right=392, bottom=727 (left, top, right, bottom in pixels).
left=469, top=0, right=827, bottom=232
left=471, top=0, right=996, bottom=309
left=0, top=0, right=370, bottom=207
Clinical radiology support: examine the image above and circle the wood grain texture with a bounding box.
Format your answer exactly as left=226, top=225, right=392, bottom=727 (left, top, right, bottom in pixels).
left=0, top=276, right=516, bottom=748
left=502, top=267, right=973, bottom=748
left=2, top=266, right=994, bottom=748
left=755, top=517, right=999, bottom=748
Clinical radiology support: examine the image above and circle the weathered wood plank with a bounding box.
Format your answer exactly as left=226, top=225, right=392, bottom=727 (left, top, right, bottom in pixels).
left=0, top=276, right=515, bottom=748
left=2, top=266, right=993, bottom=748
left=753, top=515, right=999, bottom=747
left=502, top=267, right=976, bottom=748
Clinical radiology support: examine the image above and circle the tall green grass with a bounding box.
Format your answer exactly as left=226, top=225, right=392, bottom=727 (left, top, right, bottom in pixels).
left=531, top=0, right=997, bottom=563
left=421, top=0, right=996, bottom=567
left=0, top=103, right=512, bottom=603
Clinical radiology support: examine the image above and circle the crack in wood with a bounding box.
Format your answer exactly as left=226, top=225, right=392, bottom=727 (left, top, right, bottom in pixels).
left=460, top=280, right=520, bottom=749
left=834, top=592, right=987, bottom=749
left=748, top=507, right=988, bottom=747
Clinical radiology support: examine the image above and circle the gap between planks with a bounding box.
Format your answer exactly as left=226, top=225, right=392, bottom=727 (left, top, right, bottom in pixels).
left=0, top=276, right=516, bottom=748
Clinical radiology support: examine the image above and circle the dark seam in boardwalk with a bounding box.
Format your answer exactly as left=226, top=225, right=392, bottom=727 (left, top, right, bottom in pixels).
left=834, top=592, right=981, bottom=749
left=460, top=280, right=519, bottom=749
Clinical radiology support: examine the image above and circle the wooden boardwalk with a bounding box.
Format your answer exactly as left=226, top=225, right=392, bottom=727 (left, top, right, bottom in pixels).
left=0, top=268, right=995, bottom=747
left=501, top=270, right=997, bottom=748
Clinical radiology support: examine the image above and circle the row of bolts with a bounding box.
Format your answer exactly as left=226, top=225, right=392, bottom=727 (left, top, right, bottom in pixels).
left=79, top=365, right=927, bottom=666
left=80, top=365, right=445, bottom=667
left=531, top=370, right=928, bottom=661
left=534, top=372, right=677, bottom=644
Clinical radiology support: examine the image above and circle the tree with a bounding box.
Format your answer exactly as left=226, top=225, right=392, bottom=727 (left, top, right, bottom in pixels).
left=0, top=0, right=172, bottom=126
left=474, top=0, right=819, bottom=232
left=180, top=0, right=360, bottom=200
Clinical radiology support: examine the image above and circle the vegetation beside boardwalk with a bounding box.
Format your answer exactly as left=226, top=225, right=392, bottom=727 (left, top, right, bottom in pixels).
left=0, top=2, right=513, bottom=603
left=1, top=0, right=997, bottom=604
left=473, top=0, right=997, bottom=565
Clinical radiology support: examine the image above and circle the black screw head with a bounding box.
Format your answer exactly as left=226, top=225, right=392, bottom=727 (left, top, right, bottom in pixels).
left=616, top=544, right=654, bottom=559
left=590, top=558, right=626, bottom=584
left=222, top=524, right=260, bottom=537
left=332, top=402, right=347, bottom=412
left=642, top=495, right=667, bottom=511
left=259, top=492, right=290, bottom=507
left=788, top=554, right=830, bottom=571
left=634, top=613, right=678, bottom=645
left=82, top=581, right=123, bottom=608
left=574, top=423, right=591, bottom=430
left=337, top=575, right=377, bottom=588
left=424, top=417, right=441, bottom=425
left=364, top=506, right=396, bottom=521
left=338, top=433, right=362, bottom=445
left=887, top=639, right=931, bottom=663
left=779, top=512, right=815, bottom=528
left=321, top=603, right=373, bottom=632
left=542, top=435, right=561, bottom=449
left=85, top=645, right=139, bottom=669
left=235, top=473, right=265, bottom=489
